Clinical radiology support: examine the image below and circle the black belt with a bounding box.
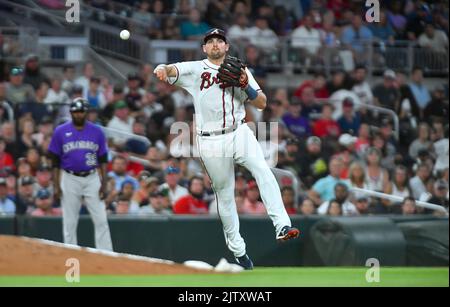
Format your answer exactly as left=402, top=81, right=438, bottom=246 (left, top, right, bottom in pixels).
left=64, top=169, right=95, bottom=177
left=200, top=119, right=245, bottom=137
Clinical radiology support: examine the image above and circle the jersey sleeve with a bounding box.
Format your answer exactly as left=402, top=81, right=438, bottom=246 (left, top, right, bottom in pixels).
left=97, top=127, right=108, bottom=158
left=245, top=67, right=261, bottom=92
left=48, top=128, right=62, bottom=157
left=167, top=61, right=196, bottom=88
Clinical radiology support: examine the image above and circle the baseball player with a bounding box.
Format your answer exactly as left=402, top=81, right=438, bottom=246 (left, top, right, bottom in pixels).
left=154, top=28, right=299, bottom=269
left=48, top=97, right=112, bottom=251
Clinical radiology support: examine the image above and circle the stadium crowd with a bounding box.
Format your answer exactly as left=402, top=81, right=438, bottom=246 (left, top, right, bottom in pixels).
left=0, top=0, right=448, bottom=217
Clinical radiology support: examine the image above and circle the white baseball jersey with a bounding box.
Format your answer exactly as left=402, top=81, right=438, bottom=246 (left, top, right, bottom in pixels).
left=167, top=59, right=261, bottom=132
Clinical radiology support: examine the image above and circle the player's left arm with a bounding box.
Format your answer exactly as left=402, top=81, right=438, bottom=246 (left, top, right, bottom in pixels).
left=243, top=68, right=267, bottom=110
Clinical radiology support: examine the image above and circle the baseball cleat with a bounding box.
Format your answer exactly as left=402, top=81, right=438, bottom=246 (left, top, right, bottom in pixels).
left=235, top=254, right=254, bottom=270
left=276, top=226, right=300, bottom=242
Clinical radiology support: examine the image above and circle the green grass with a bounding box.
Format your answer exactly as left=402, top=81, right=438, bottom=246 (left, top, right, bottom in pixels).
left=0, top=267, right=447, bottom=287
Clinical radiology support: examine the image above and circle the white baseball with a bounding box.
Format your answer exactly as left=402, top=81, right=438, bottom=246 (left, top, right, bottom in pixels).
left=120, top=30, right=130, bottom=40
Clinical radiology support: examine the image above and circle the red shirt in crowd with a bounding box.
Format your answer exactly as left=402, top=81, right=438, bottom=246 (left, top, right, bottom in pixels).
left=293, top=80, right=330, bottom=100
left=173, top=195, right=208, bottom=215
left=285, top=207, right=297, bottom=215
left=312, top=119, right=341, bottom=138
left=0, top=152, right=14, bottom=171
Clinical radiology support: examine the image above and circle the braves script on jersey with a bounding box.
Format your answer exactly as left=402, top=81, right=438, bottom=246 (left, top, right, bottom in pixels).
left=48, top=121, right=108, bottom=172
left=168, top=59, right=260, bottom=132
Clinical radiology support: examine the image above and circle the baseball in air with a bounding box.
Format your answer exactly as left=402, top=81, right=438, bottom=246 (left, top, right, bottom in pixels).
left=120, top=30, right=130, bottom=40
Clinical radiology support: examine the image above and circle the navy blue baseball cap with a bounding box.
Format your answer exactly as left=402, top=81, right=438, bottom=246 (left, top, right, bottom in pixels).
left=70, top=97, right=89, bottom=112
left=204, top=28, right=227, bottom=44
left=165, top=166, right=180, bottom=175
left=37, top=189, right=51, bottom=199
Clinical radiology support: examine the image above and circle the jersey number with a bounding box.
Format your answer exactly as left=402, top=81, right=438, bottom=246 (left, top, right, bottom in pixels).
left=85, top=153, right=97, bottom=166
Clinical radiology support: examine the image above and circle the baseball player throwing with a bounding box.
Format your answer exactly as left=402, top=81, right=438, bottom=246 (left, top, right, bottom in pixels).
left=48, top=98, right=113, bottom=251
left=154, top=28, right=299, bottom=269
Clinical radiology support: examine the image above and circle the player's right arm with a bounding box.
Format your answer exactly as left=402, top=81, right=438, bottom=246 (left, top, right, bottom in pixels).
left=153, top=64, right=177, bottom=82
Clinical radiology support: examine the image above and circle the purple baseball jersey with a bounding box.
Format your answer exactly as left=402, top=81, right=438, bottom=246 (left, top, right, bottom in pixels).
left=48, top=121, right=108, bottom=172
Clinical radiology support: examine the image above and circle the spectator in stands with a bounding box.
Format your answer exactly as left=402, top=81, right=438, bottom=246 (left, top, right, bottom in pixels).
left=108, top=155, right=139, bottom=191
left=15, top=176, right=35, bottom=215
left=173, top=175, right=208, bottom=214
left=308, top=156, right=349, bottom=206
left=409, top=122, right=432, bottom=160
left=74, top=62, right=95, bottom=97
left=33, top=164, right=53, bottom=197
left=418, top=23, right=449, bottom=53
left=427, top=179, right=449, bottom=210
left=86, top=77, right=106, bottom=110
left=112, top=193, right=136, bottom=215
left=16, top=157, right=32, bottom=178
left=409, top=163, right=431, bottom=200
left=318, top=182, right=358, bottom=216
left=400, top=196, right=417, bottom=215
left=132, top=171, right=159, bottom=205
left=336, top=133, right=359, bottom=177
left=0, top=122, right=16, bottom=158
left=326, top=70, right=348, bottom=96
left=295, top=72, right=329, bottom=100
left=124, top=73, right=145, bottom=112
left=180, top=8, right=210, bottom=40
left=368, top=10, right=395, bottom=43
left=351, top=65, right=373, bottom=106
left=22, top=54, right=49, bottom=90
left=6, top=67, right=34, bottom=106
left=326, top=199, right=343, bottom=216
left=244, top=44, right=267, bottom=87
left=241, top=180, right=266, bottom=215
left=372, top=130, right=396, bottom=172
left=281, top=186, right=297, bottom=215
left=140, top=190, right=172, bottom=215
left=408, top=67, right=431, bottom=115
left=61, top=65, right=75, bottom=94
left=45, top=75, right=70, bottom=106
left=298, top=198, right=316, bottom=215
left=431, top=123, right=449, bottom=176
left=341, top=15, right=373, bottom=60
left=387, top=0, right=407, bottom=36
left=31, top=189, right=61, bottom=217
left=247, top=15, right=279, bottom=52
left=227, top=13, right=251, bottom=42
left=290, top=14, right=322, bottom=66
left=0, top=177, right=15, bottom=215
left=297, top=136, right=328, bottom=188
left=355, top=123, right=371, bottom=158
left=372, top=69, right=400, bottom=112
left=383, top=165, right=413, bottom=209
left=204, top=0, right=232, bottom=30
left=424, top=85, right=449, bottom=121
left=365, top=147, right=390, bottom=193
left=404, top=3, right=432, bottom=41
left=19, top=82, right=52, bottom=125
left=125, top=121, right=150, bottom=156
left=17, top=118, right=38, bottom=158
left=159, top=166, right=189, bottom=207
left=299, top=86, right=321, bottom=120
left=132, top=1, right=152, bottom=26
left=0, top=137, right=14, bottom=172
left=100, top=85, right=123, bottom=124
left=337, top=98, right=361, bottom=136
left=312, top=103, right=341, bottom=139
left=0, top=82, right=13, bottom=124
left=107, top=100, right=135, bottom=146
left=272, top=5, right=296, bottom=36
left=281, top=99, right=311, bottom=140
left=354, top=196, right=371, bottom=215
left=348, top=161, right=369, bottom=201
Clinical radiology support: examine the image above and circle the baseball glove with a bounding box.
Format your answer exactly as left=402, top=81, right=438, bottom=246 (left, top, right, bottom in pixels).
left=217, top=56, right=249, bottom=89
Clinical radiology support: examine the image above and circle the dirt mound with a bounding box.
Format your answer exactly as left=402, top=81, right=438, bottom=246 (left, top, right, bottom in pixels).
left=0, top=235, right=205, bottom=276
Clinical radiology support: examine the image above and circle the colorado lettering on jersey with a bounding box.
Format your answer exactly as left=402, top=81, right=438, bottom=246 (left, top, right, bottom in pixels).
left=200, top=72, right=220, bottom=91
left=63, top=141, right=99, bottom=154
